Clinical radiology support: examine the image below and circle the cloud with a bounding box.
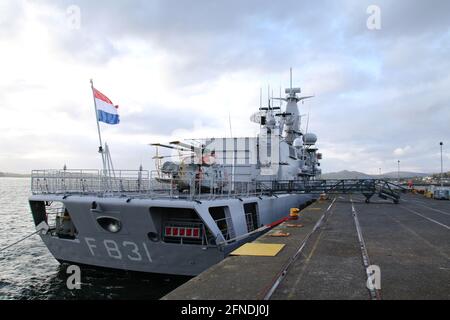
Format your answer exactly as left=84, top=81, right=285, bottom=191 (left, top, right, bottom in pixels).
left=393, top=146, right=412, bottom=156
left=0, top=1, right=25, bottom=37
left=0, top=0, right=449, bottom=175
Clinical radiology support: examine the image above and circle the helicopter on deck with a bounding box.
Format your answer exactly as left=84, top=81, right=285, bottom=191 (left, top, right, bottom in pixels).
left=150, top=141, right=228, bottom=193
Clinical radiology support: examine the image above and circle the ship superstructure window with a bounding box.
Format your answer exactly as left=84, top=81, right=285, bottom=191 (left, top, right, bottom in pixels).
left=97, top=216, right=122, bottom=233
left=243, top=203, right=259, bottom=232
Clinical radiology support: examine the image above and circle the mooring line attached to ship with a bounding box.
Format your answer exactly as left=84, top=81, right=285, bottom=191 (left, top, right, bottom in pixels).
left=0, top=230, right=41, bottom=254
left=350, top=196, right=382, bottom=300
left=260, top=197, right=337, bottom=300
left=216, top=216, right=291, bottom=246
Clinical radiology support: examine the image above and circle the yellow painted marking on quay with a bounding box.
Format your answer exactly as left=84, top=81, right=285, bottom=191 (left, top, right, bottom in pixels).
left=230, top=243, right=286, bottom=257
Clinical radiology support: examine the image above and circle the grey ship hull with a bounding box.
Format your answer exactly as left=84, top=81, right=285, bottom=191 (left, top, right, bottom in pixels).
left=30, top=193, right=314, bottom=276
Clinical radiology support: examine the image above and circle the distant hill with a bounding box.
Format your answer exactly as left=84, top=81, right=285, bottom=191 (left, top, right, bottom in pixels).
left=381, top=171, right=429, bottom=179
left=0, top=172, right=30, bottom=178
left=320, top=170, right=429, bottom=180
left=320, top=170, right=374, bottom=180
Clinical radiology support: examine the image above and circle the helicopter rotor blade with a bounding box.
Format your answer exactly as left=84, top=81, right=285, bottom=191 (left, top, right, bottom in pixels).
left=152, top=154, right=188, bottom=159
left=149, top=143, right=192, bottom=152
left=170, top=140, right=203, bottom=152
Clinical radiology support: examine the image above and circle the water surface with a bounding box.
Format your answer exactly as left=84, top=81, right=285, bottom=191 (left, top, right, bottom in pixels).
left=0, top=178, right=190, bottom=299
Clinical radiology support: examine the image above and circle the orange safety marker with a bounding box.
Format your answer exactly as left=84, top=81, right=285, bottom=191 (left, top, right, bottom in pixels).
left=269, top=232, right=291, bottom=237
left=285, top=223, right=304, bottom=228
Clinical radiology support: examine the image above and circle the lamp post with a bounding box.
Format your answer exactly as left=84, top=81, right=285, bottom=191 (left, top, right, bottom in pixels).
left=440, top=142, right=444, bottom=187
left=379, top=168, right=381, bottom=177
left=397, top=160, right=400, bottom=183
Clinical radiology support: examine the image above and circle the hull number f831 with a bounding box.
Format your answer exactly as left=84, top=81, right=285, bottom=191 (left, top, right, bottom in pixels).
left=84, top=238, right=153, bottom=262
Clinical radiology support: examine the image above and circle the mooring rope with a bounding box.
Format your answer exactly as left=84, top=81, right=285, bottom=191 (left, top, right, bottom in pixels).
left=0, top=230, right=41, bottom=253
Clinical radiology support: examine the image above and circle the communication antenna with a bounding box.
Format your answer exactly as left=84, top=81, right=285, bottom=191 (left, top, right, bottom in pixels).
left=228, top=112, right=233, bottom=138
left=271, top=88, right=274, bottom=109
left=259, top=87, right=262, bottom=109
left=279, top=86, right=282, bottom=108
left=228, top=112, right=235, bottom=191
left=305, top=104, right=311, bottom=134
left=290, top=67, right=293, bottom=91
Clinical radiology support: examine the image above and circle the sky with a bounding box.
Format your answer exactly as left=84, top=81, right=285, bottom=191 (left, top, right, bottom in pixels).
left=0, top=0, right=449, bottom=174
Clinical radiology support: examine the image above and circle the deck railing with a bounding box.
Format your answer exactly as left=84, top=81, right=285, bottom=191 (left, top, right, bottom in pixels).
left=30, top=169, right=271, bottom=200
left=31, top=170, right=404, bottom=204
left=31, top=169, right=152, bottom=195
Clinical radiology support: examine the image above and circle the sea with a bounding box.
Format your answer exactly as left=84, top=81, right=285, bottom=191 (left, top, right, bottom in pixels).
left=0, top=178, right=190, bottom=300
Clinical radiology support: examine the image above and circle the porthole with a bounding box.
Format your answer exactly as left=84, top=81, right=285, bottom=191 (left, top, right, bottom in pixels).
left=147, top=232, right=160, bottom=242
left=96, top=216, right=122, bottom=233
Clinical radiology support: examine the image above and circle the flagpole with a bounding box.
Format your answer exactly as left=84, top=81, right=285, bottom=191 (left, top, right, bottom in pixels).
left=90, top=79, right=107, bottom=175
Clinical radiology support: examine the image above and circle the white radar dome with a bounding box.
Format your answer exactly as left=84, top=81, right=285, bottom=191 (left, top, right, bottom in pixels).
left=302, top=133, right=317, bottom=145
left=293, top=138, right=303, bottom=148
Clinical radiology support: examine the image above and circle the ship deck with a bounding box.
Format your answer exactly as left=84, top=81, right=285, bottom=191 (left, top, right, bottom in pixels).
left=162, top=193, right=450, bottom=300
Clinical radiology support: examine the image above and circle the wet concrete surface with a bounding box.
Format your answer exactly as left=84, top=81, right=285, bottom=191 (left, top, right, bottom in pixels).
left=271, top=197, right=368, bottom=300
left=354, top=194, right=449, bottom=300
left=163, top=193, right=449, bottom=300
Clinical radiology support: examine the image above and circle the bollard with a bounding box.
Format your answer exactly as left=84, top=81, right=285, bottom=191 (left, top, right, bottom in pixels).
left=289, top=208, right=300, bottom=220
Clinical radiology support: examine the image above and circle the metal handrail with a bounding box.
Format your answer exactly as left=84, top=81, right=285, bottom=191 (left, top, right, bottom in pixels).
left=31, top=170, right=403, bottom=202
left=31, top=169, right=267, bottom=200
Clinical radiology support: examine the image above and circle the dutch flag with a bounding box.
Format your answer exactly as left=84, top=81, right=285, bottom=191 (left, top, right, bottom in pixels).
left=93, top=88, right=120, bottom=125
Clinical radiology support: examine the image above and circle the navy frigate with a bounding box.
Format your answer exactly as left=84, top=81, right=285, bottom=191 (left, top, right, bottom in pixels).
left=28, top=73, right=322, bottom=276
